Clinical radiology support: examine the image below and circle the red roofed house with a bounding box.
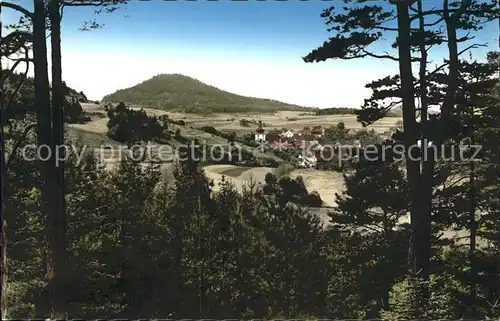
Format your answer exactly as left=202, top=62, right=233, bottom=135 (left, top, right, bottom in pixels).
left=311, top=126, right=325, bottom=137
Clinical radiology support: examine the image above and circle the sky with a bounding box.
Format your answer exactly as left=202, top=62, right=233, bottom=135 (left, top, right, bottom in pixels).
left=2, top=0, right=498, bottom=108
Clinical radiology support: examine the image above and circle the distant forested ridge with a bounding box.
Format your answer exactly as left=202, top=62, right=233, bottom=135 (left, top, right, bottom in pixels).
left=314, top=107, right=357, bottom=115
left=101, top=73, right=312, bottom=113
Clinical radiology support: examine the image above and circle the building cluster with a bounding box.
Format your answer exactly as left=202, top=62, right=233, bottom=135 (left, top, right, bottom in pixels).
left=253, top=122, right=329, bottom=168
left=252, top=121, right=363, bottom=169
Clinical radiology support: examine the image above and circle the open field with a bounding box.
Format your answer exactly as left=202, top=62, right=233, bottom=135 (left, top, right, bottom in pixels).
left=203, top=164, right=341, bottom=227
left=72, top=104, right=171, bottom=134
left=289, top=169, right=345, bottom=207
left=203, top=164, right=274, bottom=192
left=73, top=104, right=284, bottom=163
left=79, top=104, right=401, bottom=134
left=165, top=110, right=401, bottom=134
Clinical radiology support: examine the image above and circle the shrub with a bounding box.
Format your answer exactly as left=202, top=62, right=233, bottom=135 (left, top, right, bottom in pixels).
left=200, top=126, right=218, bottom=136
left=106, top=101, right=167, bottom=143
left=315, top=107, right=357, bottom=115
left=279, top=176, right=308, bottom=198
left=239, top=119, right=251, bottom=127
left=64, top=98, right=87, bottom=123
left=263, top=173, right=324, bottom=207
left=302, top=191, right=323, bottom=207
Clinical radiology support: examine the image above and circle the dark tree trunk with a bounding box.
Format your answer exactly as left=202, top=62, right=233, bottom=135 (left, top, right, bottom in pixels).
left=48, top=0, right=67, bottom=318
left=469, top=117, right=477, bottom=316
left=33, top=0, right=55, bottom=317
left=0, top=54, right=7, bottom=320
left=0, top=5, right=7, bottom=318
left=395, top=1, right=431, bottom=284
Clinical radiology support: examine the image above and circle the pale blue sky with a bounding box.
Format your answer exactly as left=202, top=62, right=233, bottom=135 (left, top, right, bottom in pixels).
left=2, top=0, right=498, bottom=108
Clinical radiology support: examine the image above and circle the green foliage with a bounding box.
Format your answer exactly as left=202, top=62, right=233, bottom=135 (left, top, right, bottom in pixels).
left=102, top=74, right=311, bottom=113
left=353, top=128, right=383, bottom=145
left=2, top=71, right=88, bottom=121
left=324, top=122, right=351, bottom=143
left=380, top=275, right=430, bottom=320
left=239, top=119, right=251, bottom=127
left=272, top=148, right=301, bottom=163
left=199, top=126, right=218, bottom=136
left=198, top=126, right=237, bottom=143
left=315, top=107, right=357, bottom=115
left=263, top=173, right=323, bottom=207
left=105, top=102, right=168, bottom=144
left=5, top=11, right=500, bottom=320
left=5, top=127, right=331, bottom=318
left=64, top=98, right=90, bottom=124
left=381, top=273, right=460, bottom=319
left=332, top=145, right=409, bottom=234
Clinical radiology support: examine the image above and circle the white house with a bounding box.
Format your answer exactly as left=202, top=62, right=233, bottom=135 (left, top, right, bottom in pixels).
left=281, top=130, right=294, bottom=139
left=297, top=154, right=317, bottom=168
left=254, top=120, right=266, bottom=142
left=255, top=132, right=266, bottom=142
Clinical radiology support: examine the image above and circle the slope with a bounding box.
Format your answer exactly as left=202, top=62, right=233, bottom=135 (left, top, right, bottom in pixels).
left=102, top=73, right=312, bottom=113
left=4, top=70, right=89, bottom=120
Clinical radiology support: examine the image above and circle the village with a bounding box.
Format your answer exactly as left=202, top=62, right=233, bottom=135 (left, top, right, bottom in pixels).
left=253, top=120, right=362, bottom=168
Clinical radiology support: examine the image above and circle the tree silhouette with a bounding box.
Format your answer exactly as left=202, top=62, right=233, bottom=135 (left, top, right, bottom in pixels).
left=304, top=1, right=498, bottom=309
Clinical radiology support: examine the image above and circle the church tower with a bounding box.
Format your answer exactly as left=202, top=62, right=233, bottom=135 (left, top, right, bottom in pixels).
left=254, top=120, right=266, bottom=142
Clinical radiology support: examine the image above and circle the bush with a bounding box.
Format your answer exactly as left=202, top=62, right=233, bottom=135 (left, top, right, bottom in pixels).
left=279, top=176, right=308, bottom=198
left=262, top=158, right=280, bottom=167
left=239, top=119, right=251, bottom=127
left=200, top=126, right=219, bottom=136
left=106, top=102, right=167, bottom=143
left=64, top=98, right=90, bottom=124
left=302, top=191, right=323, bottom=207
left=315, top=107, right=357, bottom=115
left=263, top=174, right=324, bottom=207
left=273, top=149, right=300, bottom=162
left=380, top=275, right=429, bottom=320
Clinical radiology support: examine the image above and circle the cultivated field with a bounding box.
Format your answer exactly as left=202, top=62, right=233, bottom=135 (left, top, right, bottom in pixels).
left=203, top=164, right=339, bottom=226
left=203, top=164, right=274, bottom=192
left=289, top=169, right=345, bottom=207
left=76, top=104, right=401, bottom=134
left=165, top=110, right=401, bottom=134
left=201, top=165, right=345, bottom=207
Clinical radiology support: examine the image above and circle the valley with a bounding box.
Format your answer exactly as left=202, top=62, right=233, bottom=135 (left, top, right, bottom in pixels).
left=67, top=102, right=401, bottom=223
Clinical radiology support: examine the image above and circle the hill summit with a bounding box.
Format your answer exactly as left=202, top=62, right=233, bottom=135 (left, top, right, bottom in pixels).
left=102, top=74, right=311, bottom=113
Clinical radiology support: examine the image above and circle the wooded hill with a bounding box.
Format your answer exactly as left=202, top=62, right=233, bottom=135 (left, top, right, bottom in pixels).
left=102, top=73, right=313, bottom=113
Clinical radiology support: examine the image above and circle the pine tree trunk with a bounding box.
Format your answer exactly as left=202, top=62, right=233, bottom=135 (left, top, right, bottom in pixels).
left=33, top=0, right=56, bottom=317
left=0, top=5, right=7, bottom=317
left=48, top=0, right=67, bottom=317
left=469, top=124, right=477, bottom=316
left=0, top=134, right=7, bottom=319
left=395, top=0, right=431, bottom=284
